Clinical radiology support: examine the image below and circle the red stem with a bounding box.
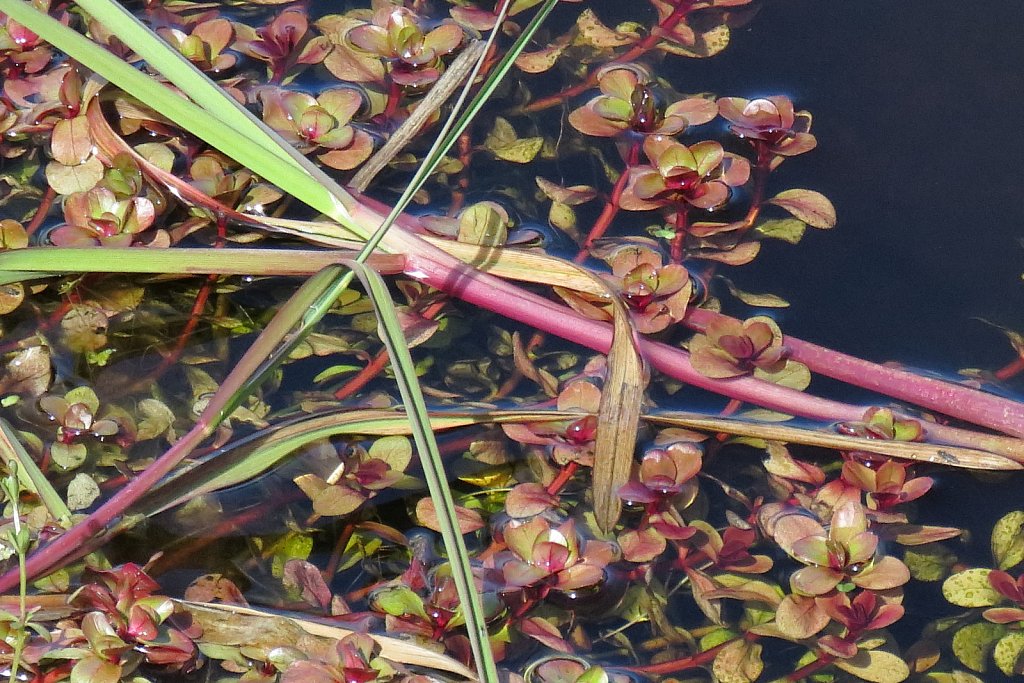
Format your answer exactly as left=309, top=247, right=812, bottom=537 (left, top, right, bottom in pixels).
left=24, top=186, right=56, bottom=237
left=624, top=634, right=751, bottom=675
left=334, top=298, right=447, bottom=400
left=525, top=0, right=697, bottom=113
left=546, top=461, right=578, bottom=495
left=7, top=206, right=1024, bottom=591
left=669, top=205, right=690, bottom=264
left=995, top=356, right=1024, bottom=381
left=577, top=141, right=641, bottom=261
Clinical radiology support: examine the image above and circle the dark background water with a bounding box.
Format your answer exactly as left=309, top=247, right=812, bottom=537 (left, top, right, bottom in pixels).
left=679, top=0, right=1024, bottom=377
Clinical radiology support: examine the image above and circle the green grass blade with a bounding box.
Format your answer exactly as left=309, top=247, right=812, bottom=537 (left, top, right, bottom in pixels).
left=342, top=259, right=498, bottom=682
left=0, top=0, right=364, bottom=236
left=0, top=419, right=72, bottom=525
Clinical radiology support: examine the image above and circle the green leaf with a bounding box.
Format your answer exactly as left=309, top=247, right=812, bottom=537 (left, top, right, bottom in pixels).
left=994, top=631, right=1024, bottom=676
left=952, top=622, right=1004, bottom=672
left=754, top=217, right=807, bottom=244
left=312, top=364, right=360, bottom=383
left=66, top=473, right=100, bottom=511
left=371, top=586, right=428, bottom=620
left=991, top=510, right=1024, bottom=570
left=484, top=117, right=543, bottom=163
left=833, top=649, right=910, bottom=683
left=943, top=568, right=1002, bottom=607
left=905, top=544, right=956, bottom=582
left=720, top=276, right=790, bottom=308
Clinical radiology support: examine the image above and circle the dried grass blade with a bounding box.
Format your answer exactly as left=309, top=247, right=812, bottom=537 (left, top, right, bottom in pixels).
left=647, top=411, right=1022, bottom=470
left=176, top=600, right=476, bottom=680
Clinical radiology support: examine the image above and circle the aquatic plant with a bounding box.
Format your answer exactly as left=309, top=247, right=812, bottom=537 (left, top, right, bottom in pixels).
left=0, top=1, right=1019, bottom=682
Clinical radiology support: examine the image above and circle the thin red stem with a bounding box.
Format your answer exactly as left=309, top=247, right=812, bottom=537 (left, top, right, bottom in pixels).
left=546, top=462, right=579, bottom=495
left=624, top=634, right=752, bottom=675
left=334, top=299, right=447, bottom=400
left=995, top=356, right=1024, bottom=381
left=669, top=205, right=690, bottom=263
left=577, top=141, right=641, bottom=261
left=24, top=186, right=56, bottom=237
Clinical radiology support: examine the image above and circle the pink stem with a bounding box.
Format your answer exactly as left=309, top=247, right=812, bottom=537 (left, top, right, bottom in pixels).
left=685, top=307, right=1024, bottom=439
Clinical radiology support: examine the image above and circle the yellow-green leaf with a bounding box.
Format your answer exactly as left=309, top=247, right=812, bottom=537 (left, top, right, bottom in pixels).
left=992, top=510, right=1024, bottom=570
left=943, top=568, right=1001, bottom=607
left=833, top=649, right=910, bottom=683
left=712, top=638, right=763, bottom=683
left=754, top=218, right=806, bottom=244
left=66, top=473, right=100, bottom=510
left=952, top=622, right=1004, bottom=673
left=994, top=631, right=1024, bottom=676
left=905, top=544, right=956, bottom=582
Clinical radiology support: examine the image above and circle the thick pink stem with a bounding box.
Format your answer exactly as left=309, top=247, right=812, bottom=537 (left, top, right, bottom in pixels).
left=686, top=308, right=1024, bottom=439
left=396, top=237, right=1024, bottom=460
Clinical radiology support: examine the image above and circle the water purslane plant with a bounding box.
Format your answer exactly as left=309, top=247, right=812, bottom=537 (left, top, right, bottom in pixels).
left=0, top=1, right=1021, bottom=682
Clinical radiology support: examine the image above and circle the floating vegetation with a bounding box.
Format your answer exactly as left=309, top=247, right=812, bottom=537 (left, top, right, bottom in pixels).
left=0, top=1, right=1021, bottom=682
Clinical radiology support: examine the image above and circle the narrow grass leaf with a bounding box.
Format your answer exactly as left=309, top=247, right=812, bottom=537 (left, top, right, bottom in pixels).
left=0, top=419, right=71, bottom=524
left=340, top=259, right=498, bottom=682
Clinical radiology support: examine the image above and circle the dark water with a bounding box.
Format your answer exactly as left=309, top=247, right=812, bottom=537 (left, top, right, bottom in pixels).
left=679, top=0, right=1024, bottom=376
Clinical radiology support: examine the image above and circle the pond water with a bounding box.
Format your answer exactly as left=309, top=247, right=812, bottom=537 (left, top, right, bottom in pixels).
left=3, top=0, right=1024, bottom=681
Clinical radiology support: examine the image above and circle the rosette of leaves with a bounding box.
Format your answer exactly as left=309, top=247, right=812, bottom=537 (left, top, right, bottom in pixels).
left=689, top=521, right=774, bottom=574
left=49, top=186, right=157, bottom=247
left=370, top=565, right=500, bottom=651
left=837, top=406, right=925, bottom=443
left=943, top=568, right=1024, bottom=675
left=259, top=87, right=374, bottom=171
left=781, top=501, right=911, bottom=595
left=158, top=17, right=236, bottom=74
left=502, top=380, right=600, bottom=466
left=815, top=589, right=905, bottom=659
left=841, top=456, right=933, bottom=512
left=345, top=5, right=464, bottom=88
left=688, top=315, right=788, bottom=378
left=293, top=435, right=414, bottom=517
left=567, top=64, right=717, bottom=137
left=39, top=386, right=120, bottom=470
left=64, top=563, right=198, bottom=681
left=187, top=152, right=283, bottom=217
left=620, top=135, right=750, bottom=212
left=527, top=658, right=623, bottom=683
left=233, top=8, right=331, bottom=84
left=617, top=441, right=702, bottom=504
left=497, top=517, right=616, bottom=596
left=555, top=244, right=692, bottom=334
left=717, top=95, right=817, bottom=160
